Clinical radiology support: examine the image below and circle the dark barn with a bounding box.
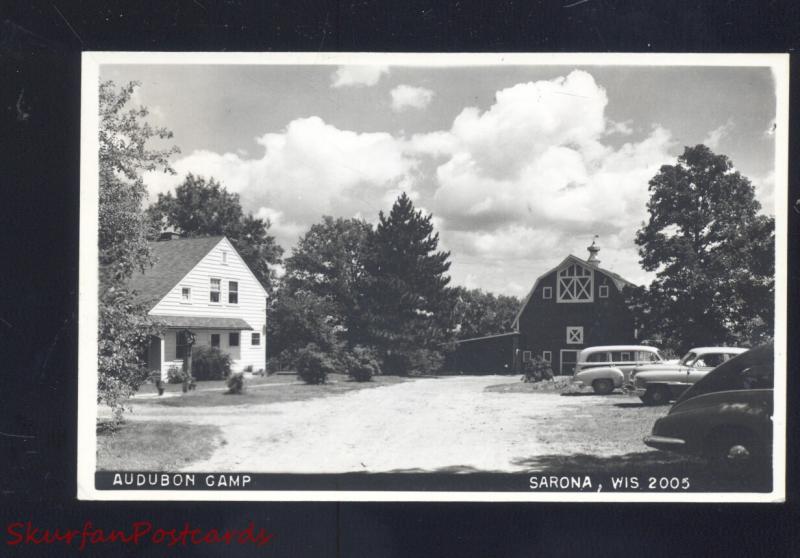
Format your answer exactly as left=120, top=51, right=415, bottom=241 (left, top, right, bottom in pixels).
left=453, top=332, right=519, bottom=375
left=454, top=241, right=638, bottom=375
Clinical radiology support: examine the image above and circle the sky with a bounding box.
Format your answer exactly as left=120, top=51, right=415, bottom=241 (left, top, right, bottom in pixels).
left=100, top=62, right=778, bottom=298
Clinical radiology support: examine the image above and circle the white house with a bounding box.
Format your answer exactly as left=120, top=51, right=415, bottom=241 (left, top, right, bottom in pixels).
left=128, top=235, right=268, bottom=379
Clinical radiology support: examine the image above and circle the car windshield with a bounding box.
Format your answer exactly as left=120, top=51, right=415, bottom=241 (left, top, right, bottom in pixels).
left=674, top=344, right=773, bottom=405
left=679, top=352, right=698, bottom=366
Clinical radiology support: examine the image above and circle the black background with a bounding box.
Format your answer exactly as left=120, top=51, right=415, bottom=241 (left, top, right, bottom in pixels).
left=1, top=1, right=799, bottom=556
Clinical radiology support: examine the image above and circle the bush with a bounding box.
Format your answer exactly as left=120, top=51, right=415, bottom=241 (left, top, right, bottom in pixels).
left=383, top=348, right=444, bottom=376
left=243, top=364, right=254, bottom=373
left=191, top=346, right=231, bottom=381
left=226, top=372, right=245, bottom=394
left=345, top=346, right=382, bottom=382
left=296, top=343, right=336, bottom=385
left=166, top=365, right=184, bottom=384
left=522, top=357, right=554, bottom=383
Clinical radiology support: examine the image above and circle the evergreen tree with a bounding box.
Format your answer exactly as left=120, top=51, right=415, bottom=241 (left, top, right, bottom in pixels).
left=633, top=145, right=774, bottom=353
left=364, top=193, right=455, bottom=374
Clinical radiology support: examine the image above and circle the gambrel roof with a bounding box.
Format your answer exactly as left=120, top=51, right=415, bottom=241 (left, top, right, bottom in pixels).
left=127, top=236, right=225, bottom=309
left=511, top=254, right=636, bottom=330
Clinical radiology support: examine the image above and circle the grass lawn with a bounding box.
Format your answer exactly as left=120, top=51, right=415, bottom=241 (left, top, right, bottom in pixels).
left=132, top=373, right=412, bottom=408
left=97, top=421, right=223, bottom=471
left=484, top=376, right=576, bottom=394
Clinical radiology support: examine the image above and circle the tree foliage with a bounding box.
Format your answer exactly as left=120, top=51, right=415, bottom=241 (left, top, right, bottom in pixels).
left=363, top=193, right=456, bottom=373
left=452, top=287, right=520, bottom=340
left=281, top=216, right=372, bottom=348
left=98, top=81, right=178, bottom=420
left=147, top=174, right=283, bottom=289
left=632, top=145, right=774, bottom=353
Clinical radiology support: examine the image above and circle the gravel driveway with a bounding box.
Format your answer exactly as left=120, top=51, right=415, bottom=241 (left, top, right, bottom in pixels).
left=120, top=375, right=672, bottom=474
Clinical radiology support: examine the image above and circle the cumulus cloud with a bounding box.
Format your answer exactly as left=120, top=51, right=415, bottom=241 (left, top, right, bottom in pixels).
left=702, top=119, right=734, bottom=150
left=390, top=85, right=435, bottom=111
left=143, top=69, right=677, bottom=294
left=331, top=65, right=389, bottom=88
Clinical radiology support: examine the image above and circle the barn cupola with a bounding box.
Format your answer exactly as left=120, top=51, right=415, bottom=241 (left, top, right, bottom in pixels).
left=587, top=236, right=601, bottom=266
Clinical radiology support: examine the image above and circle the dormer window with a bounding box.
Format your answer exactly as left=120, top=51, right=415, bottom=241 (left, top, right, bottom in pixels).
left=557, top=262, right=594, bottom=303
left=542, top=286, right=552, bottom=299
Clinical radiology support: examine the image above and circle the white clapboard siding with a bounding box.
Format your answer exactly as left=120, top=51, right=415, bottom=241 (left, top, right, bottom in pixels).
left=150, top=237, right=267, bottom=375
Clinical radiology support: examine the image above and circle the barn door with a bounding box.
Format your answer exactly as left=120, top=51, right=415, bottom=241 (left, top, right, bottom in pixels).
left=560, top=350, right=579, bottom=375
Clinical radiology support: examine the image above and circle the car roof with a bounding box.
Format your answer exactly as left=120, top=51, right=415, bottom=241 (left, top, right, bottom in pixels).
left=579, top=345, right=659, bottom=355
left=686, top=347, right=748, bottom=354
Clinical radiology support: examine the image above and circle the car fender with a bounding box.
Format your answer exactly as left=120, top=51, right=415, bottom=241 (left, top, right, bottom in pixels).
left=574, top=366, right=625, bottom=387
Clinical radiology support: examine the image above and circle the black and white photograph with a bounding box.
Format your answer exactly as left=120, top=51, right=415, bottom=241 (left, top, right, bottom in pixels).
left=77, top=53, right=788, bottom=501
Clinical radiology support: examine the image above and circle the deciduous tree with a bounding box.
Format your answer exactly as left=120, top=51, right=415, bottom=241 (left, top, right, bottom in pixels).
left=633, top=145, right=774, bottom=353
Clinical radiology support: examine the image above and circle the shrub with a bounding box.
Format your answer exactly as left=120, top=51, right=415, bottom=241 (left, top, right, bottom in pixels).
left=226, top=372, right=245, bottom=394
left=243, top=364, right=254, bottom=373
left=346, top=346, right=381, bottom=382
left=522, top=357, right=554, bottom=383
left=191, top=346, right=231, bottom=381
left=166, top=365, right=184, bottom=384
left=296, top=343, right=336, bottom=384
left=383, top=348, right=444, bottom=376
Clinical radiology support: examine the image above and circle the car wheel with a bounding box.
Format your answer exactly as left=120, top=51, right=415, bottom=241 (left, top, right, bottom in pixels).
left=592, top=379, right=614, bottom=395
left=642, top=386, right=671, bottom=406
left=707, top=428, right=767, bottom=478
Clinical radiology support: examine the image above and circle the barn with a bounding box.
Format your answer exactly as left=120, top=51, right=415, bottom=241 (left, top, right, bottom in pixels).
left=454, top=241, right=638, bottom=375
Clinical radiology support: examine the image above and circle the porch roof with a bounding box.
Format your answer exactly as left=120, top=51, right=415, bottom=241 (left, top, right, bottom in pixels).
left=149, top=315, right=254, bottom=330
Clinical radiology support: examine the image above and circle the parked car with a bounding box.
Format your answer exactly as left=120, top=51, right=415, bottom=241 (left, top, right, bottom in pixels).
left=572, top=345, right=664, bottom=394
left=644, top=344, right=773, bottom=475
left=631, top=347, right=747, bottom=405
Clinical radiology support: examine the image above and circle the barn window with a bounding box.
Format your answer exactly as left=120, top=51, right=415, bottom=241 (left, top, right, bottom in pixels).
left=599, top=285, right=609, bottom=298
left=566, top=326, right=584, bottom=344
left=542, top=351, right=552, bottom=362
left=557, top=262, right=594, bottom=303
left=523, top=351, right=532, bottom=363
left=210, top=278, right=221, bottom=303
left=542, top=286, right=552, bottom=299
left=228, top=281, right=238, bottom=304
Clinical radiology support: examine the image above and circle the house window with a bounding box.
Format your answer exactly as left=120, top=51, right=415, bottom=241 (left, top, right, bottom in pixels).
left=542, top=351, right=552, bottom=362
left=228, top=281, right=238, bottom=304
left=557, top=262, right=594, bottom=303
left=566, top=326, right=584, bottom=344
left=599, top=285, right=609, bottom=298
left=210, top=278, right=221, bottom=303
left=229, top=332, right=240, bottom=347
left=210, top=334, right=220, bottom=348
left=522, top=351, right=532, bottom=363
left=251, top=332, right=261, bottom=346
left=222, top=250, right=228, bottom=265
left=542, top=286, right=552, bottom=299
left=176, top=331, right=191, bottom=359
left=181, top=287, right=191, bottom=303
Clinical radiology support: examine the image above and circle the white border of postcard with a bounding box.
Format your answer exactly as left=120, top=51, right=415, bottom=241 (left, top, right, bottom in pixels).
left=78, top=52, right=789, bottom=502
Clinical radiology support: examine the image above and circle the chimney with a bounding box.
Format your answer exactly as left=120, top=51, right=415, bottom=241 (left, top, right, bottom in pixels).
left=587, top=236, right=601, bottom=265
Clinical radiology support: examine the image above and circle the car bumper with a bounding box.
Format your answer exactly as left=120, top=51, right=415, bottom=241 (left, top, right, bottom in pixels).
left=643, top=435, right=686, bottom=452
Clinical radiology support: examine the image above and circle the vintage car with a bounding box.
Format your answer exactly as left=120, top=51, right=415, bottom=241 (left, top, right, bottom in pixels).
left=644, top=344, right=773, bottom=475
left=631, top=347, right=748, bottom=405
left=572, top=345, right=664, bottom=395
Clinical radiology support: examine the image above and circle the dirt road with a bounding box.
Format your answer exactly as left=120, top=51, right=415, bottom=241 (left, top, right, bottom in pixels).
left=122, top=375, right=673, bottom=474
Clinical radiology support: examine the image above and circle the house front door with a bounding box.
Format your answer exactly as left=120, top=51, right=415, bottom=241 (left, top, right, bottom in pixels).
left=560, top=349, right=579, bottom=375
left=146, top=336, right=162, bottom=372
